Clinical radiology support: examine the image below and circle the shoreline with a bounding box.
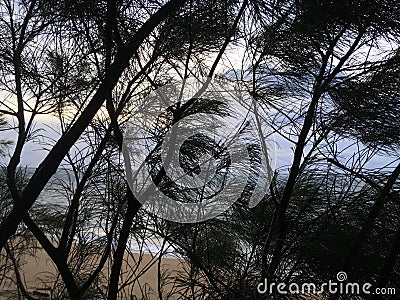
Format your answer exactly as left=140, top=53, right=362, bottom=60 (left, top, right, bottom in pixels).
left=0, top=245, right=186, bottom=299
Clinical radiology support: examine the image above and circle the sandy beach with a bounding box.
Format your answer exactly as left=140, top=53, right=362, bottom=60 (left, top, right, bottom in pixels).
left=0, top=246, right=187, bottom=299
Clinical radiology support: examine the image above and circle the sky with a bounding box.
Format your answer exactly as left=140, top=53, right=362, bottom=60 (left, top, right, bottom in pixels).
left=0, top=40, right=397, bottom=174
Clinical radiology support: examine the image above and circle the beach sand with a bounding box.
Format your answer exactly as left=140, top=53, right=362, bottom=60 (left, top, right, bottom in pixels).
left=0, top=246, right=187, bottom=299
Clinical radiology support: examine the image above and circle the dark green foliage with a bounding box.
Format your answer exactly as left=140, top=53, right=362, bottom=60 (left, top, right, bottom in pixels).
left=1, top=0, right=400, bottom=298
left=155, top=0, right=238, bottom=58
left=331, top=52, right=400, bottom=151
left=295, top=0, right=400, bottom=32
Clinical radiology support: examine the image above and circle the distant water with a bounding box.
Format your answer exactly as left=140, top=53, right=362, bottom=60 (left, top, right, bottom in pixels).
left=22, top=167, right=179, bottom=257
left=21, top=167, right=71, bottom=207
